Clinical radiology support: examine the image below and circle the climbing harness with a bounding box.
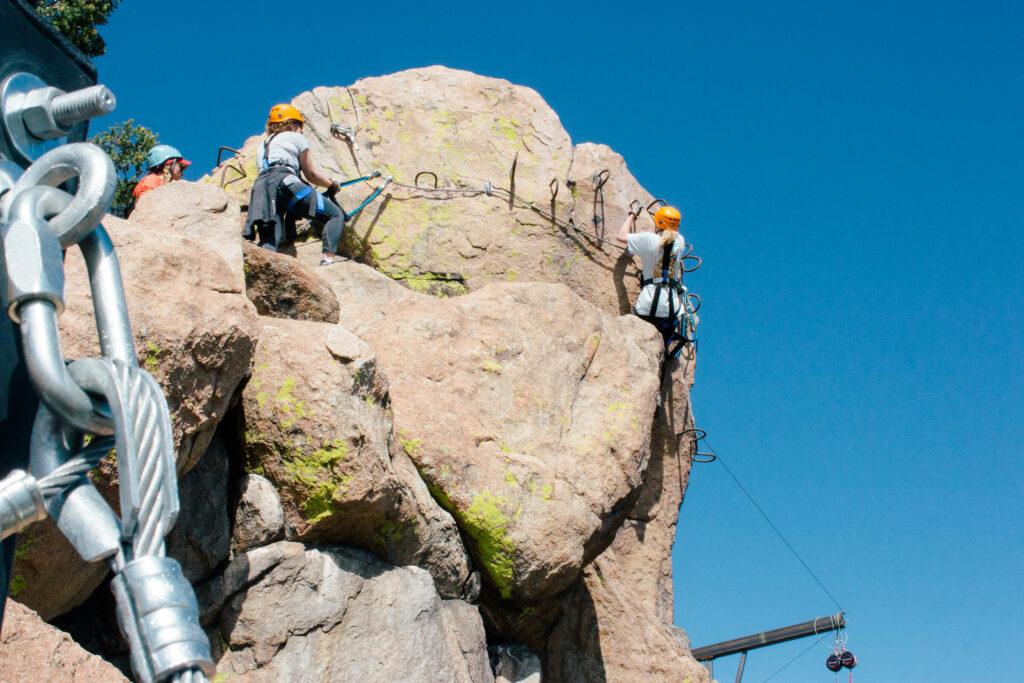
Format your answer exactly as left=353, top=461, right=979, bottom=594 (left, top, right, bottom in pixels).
left=826, top=626, right=857, bottom=682
left=637, top=237, right=702, bottom=362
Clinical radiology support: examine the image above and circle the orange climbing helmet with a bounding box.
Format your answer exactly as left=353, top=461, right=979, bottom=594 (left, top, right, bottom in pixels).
left=653, top=206, right=681, bottom=232
left=267, top=104, right=304, bottom=125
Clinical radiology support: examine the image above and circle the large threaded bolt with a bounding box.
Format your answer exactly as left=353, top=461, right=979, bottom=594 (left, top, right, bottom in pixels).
left=51, top=85, right=116, bottom=127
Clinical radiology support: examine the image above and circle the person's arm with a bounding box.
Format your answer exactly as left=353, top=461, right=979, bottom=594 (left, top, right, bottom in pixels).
left=616, top=209, right=638, bottom=244
left=297, top=149, right=339, bottom=192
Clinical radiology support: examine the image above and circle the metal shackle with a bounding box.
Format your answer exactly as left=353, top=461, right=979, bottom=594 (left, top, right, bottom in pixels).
left=110, top=556, right=215, bottom=683
left=2, top=185, right=70, bottom=322
left=1, top=142, right=116, bottom=248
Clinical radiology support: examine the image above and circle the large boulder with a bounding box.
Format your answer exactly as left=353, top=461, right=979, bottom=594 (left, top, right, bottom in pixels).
left=61, top=211, right=260, bottom=472
left=130, top=180, right=246, bottom=285
left=231, top=473, right=286, bottom=555
left=241, top=316, right=472, bottom=597
left=206, top=66, right=660, bottom=315
left=540, top=352, right=707, bottom=681
left=316, top=261, right=664, bottom=602
left=543, top=552, right=710, bottom=683
left=242, top=241, right=340, bottom=323
left=5, top=521, right=107, bottom=621
left=215, top=542, right=491, bottom=682
left=604, top=350, right=700, bottom=622
left=0, top=599, right=129, bottom=682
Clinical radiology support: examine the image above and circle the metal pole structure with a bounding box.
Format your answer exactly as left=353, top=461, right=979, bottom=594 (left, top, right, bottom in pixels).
left=692, top=612, right=845, bottom=662
left=734, top=651, right=746, bottom=683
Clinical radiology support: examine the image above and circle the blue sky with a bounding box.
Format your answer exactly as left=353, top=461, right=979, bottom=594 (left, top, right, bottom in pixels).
left=93, top=1, right=1023, bottom=680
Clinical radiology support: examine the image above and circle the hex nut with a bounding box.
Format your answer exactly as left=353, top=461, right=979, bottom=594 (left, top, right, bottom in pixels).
left=21, top=86, right=68, bottom=140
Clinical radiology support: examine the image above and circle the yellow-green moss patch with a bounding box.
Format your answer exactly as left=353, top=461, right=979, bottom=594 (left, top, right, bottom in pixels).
left=461, top=490, right=516, bottom=599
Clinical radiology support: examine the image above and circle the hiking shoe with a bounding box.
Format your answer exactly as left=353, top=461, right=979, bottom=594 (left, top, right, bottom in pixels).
left=319, top=257, right=335, bottom=266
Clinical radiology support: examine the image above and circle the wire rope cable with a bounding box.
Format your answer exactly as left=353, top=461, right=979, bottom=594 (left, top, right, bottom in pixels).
left=313, top=88, right=633, bottom=251
left=761, top=632, right=831, bottom=682
left=702, top=437, right=844, bottom=613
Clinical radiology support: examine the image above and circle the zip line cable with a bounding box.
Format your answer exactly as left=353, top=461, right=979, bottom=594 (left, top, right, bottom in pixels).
left=701, top=436, right=844, bottom=613
left=761, top=632, right=831, bottom=682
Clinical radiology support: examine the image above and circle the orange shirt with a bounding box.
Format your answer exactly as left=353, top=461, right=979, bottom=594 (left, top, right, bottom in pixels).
left=132, top=173, right=164, bottom=199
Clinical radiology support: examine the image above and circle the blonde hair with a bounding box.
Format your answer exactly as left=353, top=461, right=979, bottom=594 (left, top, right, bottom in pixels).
left=658, top=228, right=678, bottom=247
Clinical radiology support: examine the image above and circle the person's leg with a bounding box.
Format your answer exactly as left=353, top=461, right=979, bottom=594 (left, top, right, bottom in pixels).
left=315, top=194, right=345, bottom=264
left=285, top=190, right=346, bottom=264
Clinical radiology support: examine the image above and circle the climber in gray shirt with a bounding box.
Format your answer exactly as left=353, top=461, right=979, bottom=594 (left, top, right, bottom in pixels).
left=244, top=104, right=347, bottom=265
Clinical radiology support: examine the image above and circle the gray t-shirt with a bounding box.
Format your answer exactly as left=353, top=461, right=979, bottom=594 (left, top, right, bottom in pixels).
left=626, top=231, right=686, bottom=317
left=258, top=131, right=309, bottom=174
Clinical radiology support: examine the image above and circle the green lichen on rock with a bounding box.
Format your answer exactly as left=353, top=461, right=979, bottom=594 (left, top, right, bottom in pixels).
left=461, top=490, right=516, bottom=599
left=283, top=437, right=351, bottom=522
left=375, top=518, right=416, bottom=547
left=399, top=436, right=422, bottom=458
left=540, top=483, right=553, bottom=501
left=8, top=574, right=26, bottom=597
left=249, top=362, right=270, bottom=408
left=483, top=360, right=503, bottom=374
left=143, top=340, right=164, bottom=372
left=493, top=117, right=520, bottom=144
left=274, top=377, right=312, bottom=428
left=14, top=532, right=34, bottom=560
left=427, top=482, right=455, bottom=513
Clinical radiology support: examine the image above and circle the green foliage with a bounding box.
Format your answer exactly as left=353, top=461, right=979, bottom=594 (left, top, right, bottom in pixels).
left=36, top=0, right=120, bottom=57
left=90, top=119, right=158, bottom=217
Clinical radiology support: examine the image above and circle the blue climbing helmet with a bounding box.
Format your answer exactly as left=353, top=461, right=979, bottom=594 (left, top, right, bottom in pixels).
left=145, top=144, right=190, bottom=170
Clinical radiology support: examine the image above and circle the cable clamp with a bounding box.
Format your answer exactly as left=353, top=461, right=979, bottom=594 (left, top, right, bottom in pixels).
left=111, top=556, right=215, bottom=683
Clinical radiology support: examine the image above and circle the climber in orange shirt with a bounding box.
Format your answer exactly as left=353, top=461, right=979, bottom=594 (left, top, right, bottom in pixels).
left=131, top=144, right=191, bottom=203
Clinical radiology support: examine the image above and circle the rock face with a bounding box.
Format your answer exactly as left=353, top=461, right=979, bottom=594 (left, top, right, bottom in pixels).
left=231, top=474, right=286, bottom=554
left=207, top=66, right=659, bottom=315
left=242, top=316, right=473, bottom=598
left=215, top=542, right=492, bottom=682
left=541, top=351, right=709, bottom=682
left=131, top=180, right=246, bottom=285
left=166, top=437, right=232, bottom=583
left=5, top=521, right=107, bottom=622
left=318, top=261, right=663, bottom=602
left=10, top=67, right=710, bottom=682
left=0, top=599, right=129, bottom=682
left=61, top=211, right=260, bottom=472
left=242, top=240, right=340, bottom=323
